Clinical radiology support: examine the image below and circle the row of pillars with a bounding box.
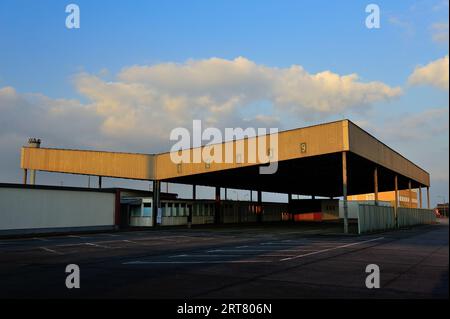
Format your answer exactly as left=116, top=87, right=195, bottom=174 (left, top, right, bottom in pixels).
left=151, top=181, right=264, bottom=227
left=24, top=152, right=431, bottom=234
left=342, top=151, right=430, bottom=234
left=214, top=186, right=263, bottom=224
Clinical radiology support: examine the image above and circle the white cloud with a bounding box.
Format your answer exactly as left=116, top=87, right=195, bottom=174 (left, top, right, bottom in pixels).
left=356, top=108, right=449, bottom=189
left=113, top=56, right=401, bottom=120
left=0, top=86, right=103, bottom=148
left=408, top=55, right=449, bottom=90
left=431, top=22, right=449, bottom=44
left=432, top=0, right=449, bottom=12
left=388, top=16, right=415, bottom=37
left=1, top=56, right=402, bottom=154
left=362, top=108, right=449, bottom=142
left=0, top=56, right=446, bottom=197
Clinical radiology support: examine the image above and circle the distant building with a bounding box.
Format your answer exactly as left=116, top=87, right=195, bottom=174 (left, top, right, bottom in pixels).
left=348, top=189, right=418, bottom=208
left=436, top=203, right=449, bottom=217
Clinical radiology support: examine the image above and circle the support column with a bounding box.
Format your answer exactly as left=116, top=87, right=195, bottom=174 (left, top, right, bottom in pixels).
left=374, top=167, right=379, bottom=205
left=114, top=189, right=121, bottom=229
left=311, top=195, right=316, bottom=200
left=419, top=187, right=423, bottom=209
left=426, top=187, right=430, bottom=209
left=408, top=180, right=412, bottom=208
left=214, top=187, right=221, bottom=224
left=342, top=151, right=348, bottom=234
left=288, top=193, right=293, bottom=222
left=98, top=176, right=102, bottom=189
left=27, top=138, right=40, bottom=185
left=30, top=170, right=36, bottom=185
left=192, top=184, right=197, bottom=200
left=257, top=190, right=263, bottom=223
left=394, top=175, right=399, bottom=226
left=250, top=190, right=253, bottom=202
left=152, top=180, right=160, bottom=227
left=23, top=169, right=28, bottom=185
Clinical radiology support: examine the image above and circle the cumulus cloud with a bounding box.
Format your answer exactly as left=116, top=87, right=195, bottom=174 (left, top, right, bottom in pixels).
left=116, top=57, right=401, bottom=117
left=356, top=108, right=449, bottom=187
left=0, top=86, right=103, bottom=149
left=362, top=107, right=449, bottom=142
left=0, top=57, right=445, bottom=195
left=408, top=55, right=449, bottom=90
left=1, top=57, right=402, bottom=157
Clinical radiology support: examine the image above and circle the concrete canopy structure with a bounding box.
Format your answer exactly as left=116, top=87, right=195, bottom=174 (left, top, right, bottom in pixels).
left=20, top=120, right=430, bottom=194
left=20, top=119, right=432, bottom=233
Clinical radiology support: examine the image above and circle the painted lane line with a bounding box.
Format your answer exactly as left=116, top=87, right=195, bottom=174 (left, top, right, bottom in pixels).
left=39, top=247, right=63, bottom=255
left=67, top=235, right=86, bottom=239
left=123, top=260, right=273, bottom=265
left=57, top=243, right=92, bottom=248
left=259, top=243, right=332, bottom=247
left=57, top=242, right=111, bottom=248
left=280, top=237, right=384, bottom=262
left=277, top=230, right=322, bottom=235
left=33, top=237, right=50, bottom=242
left=207, top=249, right=318, bottom=253
left=122, top=240, right=139, bottom=244
left=85, top=243, right=112, bottom=249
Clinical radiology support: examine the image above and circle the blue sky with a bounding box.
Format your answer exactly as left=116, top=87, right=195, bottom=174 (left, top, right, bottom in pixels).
left=0, top=0, right=448, bottom=204
left=0, top=0, right=447, bottom=95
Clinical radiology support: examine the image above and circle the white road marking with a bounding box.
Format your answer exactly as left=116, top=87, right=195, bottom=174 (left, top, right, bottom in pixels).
left=39, top=247, right=62, bottom=254
left=122, top=240, right=139, bottom=244
left=123, top=260, right=272, bottom=265
left=67, top=235, right=89, bottom=239
left=207, top=249, right=318, bottom=253
left=132, top=236, right=189, bottom=242
left=260, top=242, right=326, bottom=246
left=57, top=243, right=88, bottom=247
left=85, top=243, right=112, bottom=249
left=280, top=237, right=384, bottom=262
left=33, top=237, right=50, bottom=242
left=277, top=230, right=324, bottom=235
left=57, top=242, right=112, bottom=248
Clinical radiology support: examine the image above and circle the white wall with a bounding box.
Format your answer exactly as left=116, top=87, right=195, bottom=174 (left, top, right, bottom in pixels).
left=339, top=200, right=391, bottom=219
left=0, top=187, right=116, bottom=232
left=358, top=204, right=396, bottom=234
left=397, top=208, right=436, bottom=227
left=130, top=216, right=153, bottom=227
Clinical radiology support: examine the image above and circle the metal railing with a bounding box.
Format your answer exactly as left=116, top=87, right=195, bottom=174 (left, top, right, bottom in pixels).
left=357, top=205, right=436, bottom=234
left=358, top=204, right=396, bottom=234
left=397, top=208, right=436, bottom=228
